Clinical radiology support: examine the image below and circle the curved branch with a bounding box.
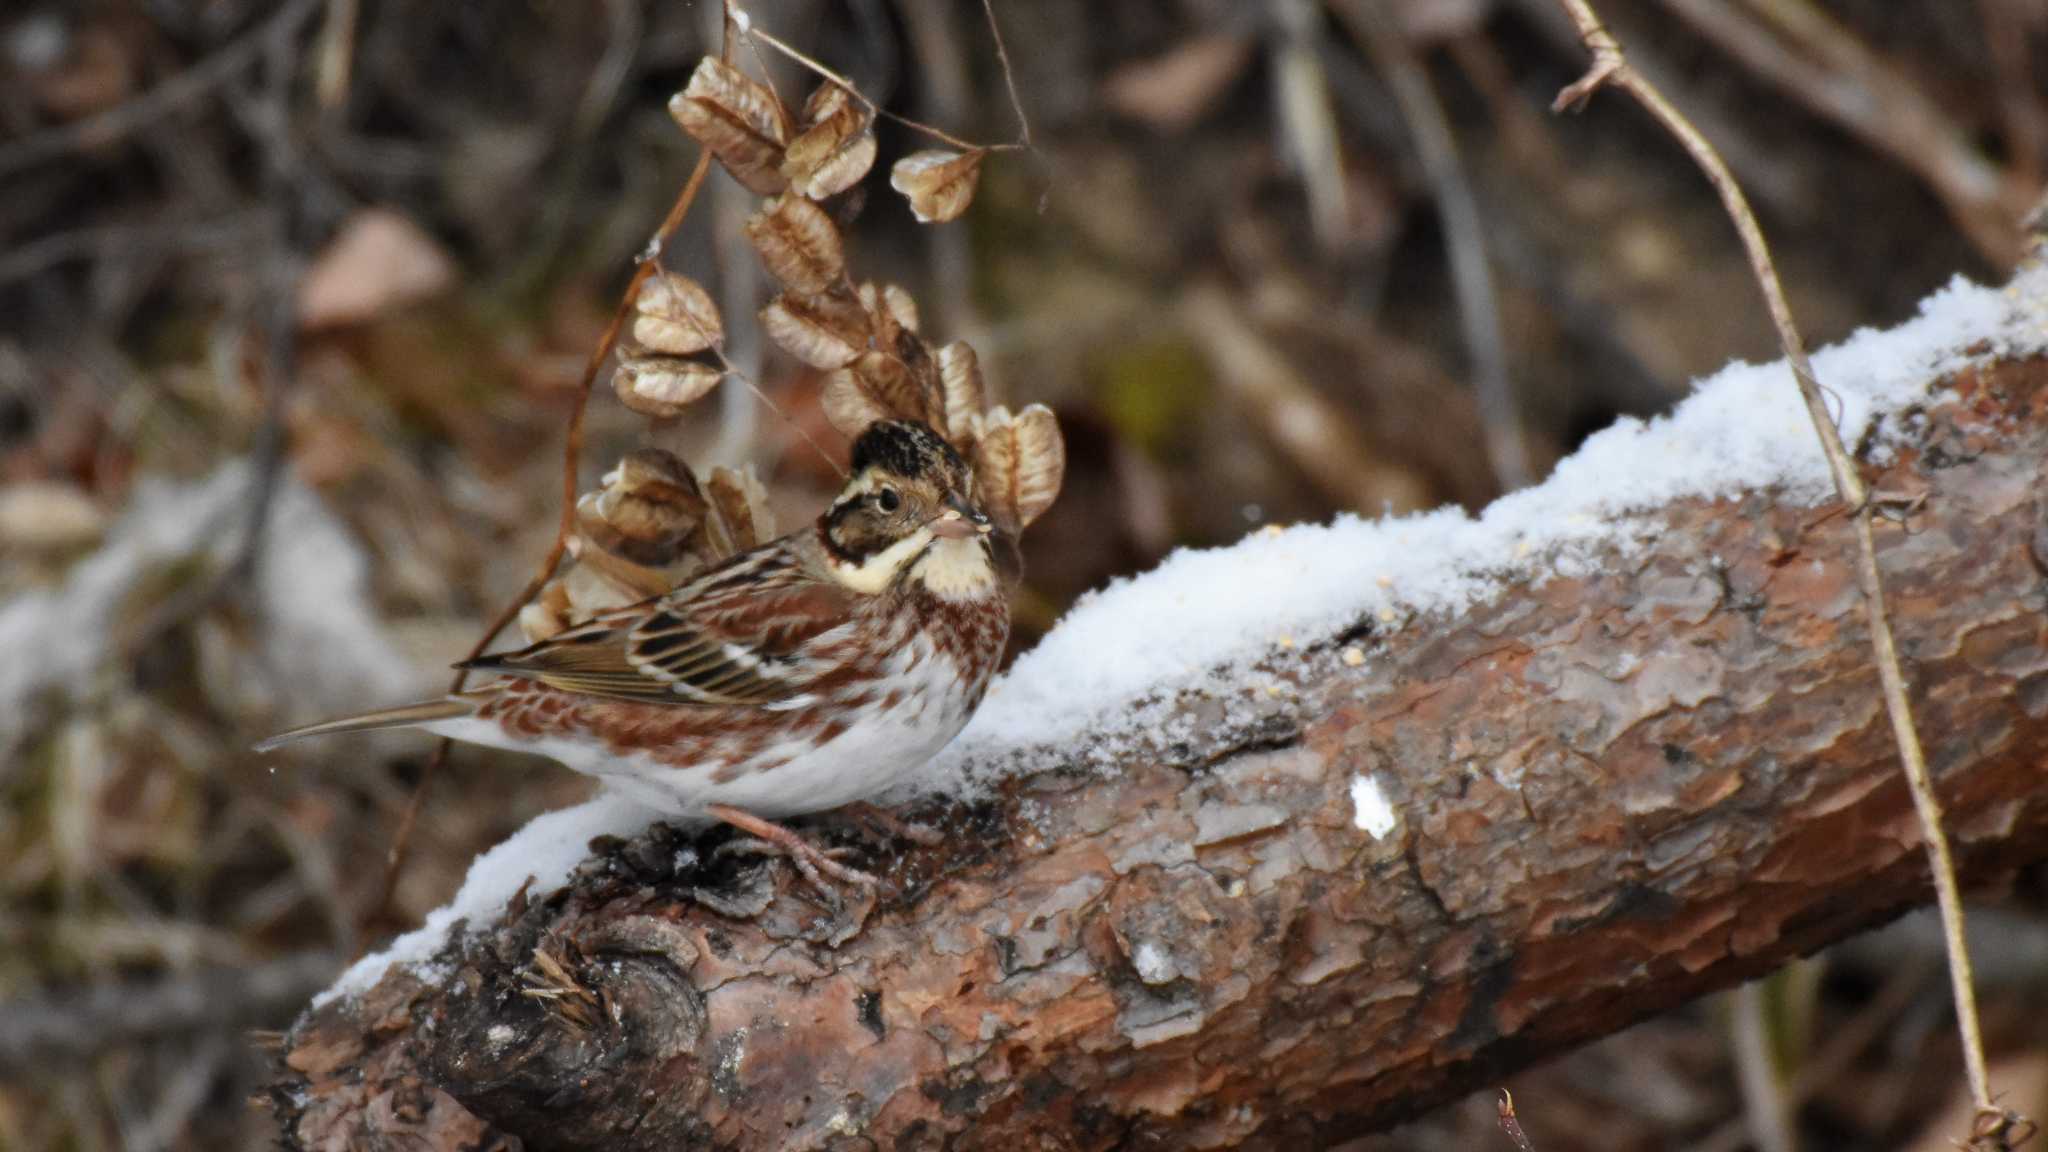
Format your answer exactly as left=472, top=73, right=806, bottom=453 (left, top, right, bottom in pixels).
left=280, top=351, right=2048, bottom=1148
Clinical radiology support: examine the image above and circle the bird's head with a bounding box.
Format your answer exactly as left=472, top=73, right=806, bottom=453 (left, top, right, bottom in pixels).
left=820, top=420, right=995, bottom=596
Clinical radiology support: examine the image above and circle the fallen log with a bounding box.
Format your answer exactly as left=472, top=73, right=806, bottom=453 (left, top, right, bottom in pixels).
left=278, top=272, right=2048, bottom=1149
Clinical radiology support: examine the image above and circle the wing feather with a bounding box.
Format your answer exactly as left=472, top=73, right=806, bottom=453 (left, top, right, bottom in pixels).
left=463, top=544, right=856, bottom=706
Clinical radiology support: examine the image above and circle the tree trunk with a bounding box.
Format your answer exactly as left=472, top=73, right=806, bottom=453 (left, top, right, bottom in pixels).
left=278, top=353, right=2048, bottom=1150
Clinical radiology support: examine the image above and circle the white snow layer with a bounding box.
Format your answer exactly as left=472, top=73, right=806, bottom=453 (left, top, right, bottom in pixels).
left=1350, top=775, right=1398, bottom=840
left=325, top=266, right=2048, bottom=1003
left=316, top=791, right=661, bottom=1005
left=912, top=267, right=2048, bottom=790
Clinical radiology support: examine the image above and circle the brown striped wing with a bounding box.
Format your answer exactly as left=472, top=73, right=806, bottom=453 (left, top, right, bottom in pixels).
left=464, top=546, right=857, bottom=706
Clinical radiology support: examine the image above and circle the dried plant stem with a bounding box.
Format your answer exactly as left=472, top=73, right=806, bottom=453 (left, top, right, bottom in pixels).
left=1657, top=0, right=2021, bottom=266
left=372, top=150, right=717, bottom=926
left=314, top=0, right=360, bottom=111
left=1546, top=0, right=2013, bottom=1137
left=1498, top=1089, right=1538, bottom=1151
left=741, top=22, right=1019, bottom=156
left=0, top=0, right=325, bottom=177
left=1329, top=0, right=1530, bottom=491
left=979, top=0, right=1033, bottom=149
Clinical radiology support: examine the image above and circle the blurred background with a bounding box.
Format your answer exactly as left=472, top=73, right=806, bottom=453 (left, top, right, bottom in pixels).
left=2, top=1, right=2044, bottom=1148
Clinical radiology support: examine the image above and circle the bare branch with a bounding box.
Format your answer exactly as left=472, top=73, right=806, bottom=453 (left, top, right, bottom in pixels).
left=282, top=346, right=2048, bottom=1149
left=1545, top=0, right=2015, bottom=1137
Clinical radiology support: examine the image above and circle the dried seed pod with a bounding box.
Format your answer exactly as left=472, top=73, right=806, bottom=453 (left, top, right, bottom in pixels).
left=856, top=281, right=920, bottom=335
left=583, top=448, right=711, bottom=565
left=705, top=465, right=776, bottom=556
left=890, top=149, right=985, bottom=223
left=613, top=354, right=724, bottom=419
left=520, top=583, right=576, bottom=643
left=632, top=271, right=724, bottom=355
left=782, top=82, right=877, bottom=200
left=745, top=194, right=845, bottom=296
left=822, top=351, right=939, bottom=436
left=973, top=403, right=1065, bottom=531
left=893, top=326, right=945, bottom=427
left=570, top=547, right=676, bottom=603
left=668, top=57, right=788, bottom=195
left=524, top=449, right=720, bottom=643
left=759, top=290, right=867, bottom=369
left=936, top=341, right=986, bottom=446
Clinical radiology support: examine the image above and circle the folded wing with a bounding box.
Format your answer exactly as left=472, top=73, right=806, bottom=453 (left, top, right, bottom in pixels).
left=462, top=549, right=854, bottom=706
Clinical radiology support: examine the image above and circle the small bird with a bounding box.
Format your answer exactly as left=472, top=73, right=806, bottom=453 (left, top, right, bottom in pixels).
left=257, top=420, right=1013, bottom=890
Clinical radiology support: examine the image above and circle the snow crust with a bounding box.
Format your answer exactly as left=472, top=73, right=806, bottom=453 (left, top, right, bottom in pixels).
left=316, top=792, right=660, bottom=1005
left=324, top=266, right=2048, bottom=1003
left=910, top=268, right=2048, bottom=792
left=1350, top=775, right=1398, bottom=840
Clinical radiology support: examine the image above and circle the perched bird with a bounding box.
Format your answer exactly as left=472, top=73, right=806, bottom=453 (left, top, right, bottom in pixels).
left=257, top=420, right=1013, bottom=890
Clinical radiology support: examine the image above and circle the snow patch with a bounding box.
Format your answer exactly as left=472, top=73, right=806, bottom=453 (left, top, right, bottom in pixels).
left=906, top=268, right=2048, bottom=793
left=1350, top=775, right=1398, bottom=840
left=1131, top=939, right=1177, bottom=985
left=315, top=791, right=662, bottom=1005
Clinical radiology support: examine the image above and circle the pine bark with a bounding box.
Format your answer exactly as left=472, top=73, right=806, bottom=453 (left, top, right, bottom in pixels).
left=279, top=354, right=2048, bottom=1150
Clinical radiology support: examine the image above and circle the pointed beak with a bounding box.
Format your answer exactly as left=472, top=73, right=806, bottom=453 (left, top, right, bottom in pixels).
left=930, top=495, right=992, bottom=539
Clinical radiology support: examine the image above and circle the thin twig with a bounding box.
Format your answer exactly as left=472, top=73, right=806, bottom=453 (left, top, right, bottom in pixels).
left=1329, top=0, right=1531, bottom=491
left=979, top=0, right=1032, bottom=149
left=373, top=149, right=718, bottom=923
left=1547, top=0, right=2015, bottom=1139
left=120, top=9, right=308, bottom=658
left=1498, top=1089, right=1538, bottom=1151
left=1691, top=956, right=1939, bottom=1152
left=0, top=0, right=325, bottom=178
left=1730, top=980, right=1798, bottom=1152
left=741, top=22, right=1019, bottom=156
left=1656, top=0, right=2023, bottom=266
left=314, top=0, right=360, bottom=112
left=1978, top=0, right=2047, bottom=188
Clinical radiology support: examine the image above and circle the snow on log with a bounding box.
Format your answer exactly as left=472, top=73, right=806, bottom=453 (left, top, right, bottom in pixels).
left=281, top=269, right=2048, bottom=1149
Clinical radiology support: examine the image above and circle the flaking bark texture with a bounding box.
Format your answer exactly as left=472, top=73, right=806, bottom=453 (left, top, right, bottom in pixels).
left=281, top=354, right=2048, bottom=1150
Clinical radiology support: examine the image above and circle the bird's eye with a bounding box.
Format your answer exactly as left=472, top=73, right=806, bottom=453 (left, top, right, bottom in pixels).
left=876, top=487, right=901, bottom=512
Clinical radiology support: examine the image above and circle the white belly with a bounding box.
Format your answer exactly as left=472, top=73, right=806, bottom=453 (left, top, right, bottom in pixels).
left=427, top=635, right=980, bottom=818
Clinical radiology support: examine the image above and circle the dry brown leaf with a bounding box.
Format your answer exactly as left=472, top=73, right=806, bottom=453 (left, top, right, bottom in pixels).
left=1101, top=34, right=1253, bottom=133
left=782, top=82, right=877, bottom=200
left=519, top=582, right=576, bottom=643
left=759, top=290, right=868, bottom=369
left=632, top=270, right=724, bottom=355
left=0, top=481, right=105, bottom=551
left=974, top=403, right=1065, bottom=530
left=526, top=450, right=715, bottom=641
left=822, top=351, right=939, bottom=437
left=612, top=354, right=724, bottom=419
left=705, top=465, right=776, bottom=556
left=893, top=326, right=945, bottom=430
left=586, top=449, right=709, bottom=563
left=745, top=194, right=845, bottom=296
left=668, top=57, right=788, bottom=195
left=297, top=209, right=456, bottom=329
left=889, top=149, right=985, bottom=223
left=936, top=341, right=986, bottom=446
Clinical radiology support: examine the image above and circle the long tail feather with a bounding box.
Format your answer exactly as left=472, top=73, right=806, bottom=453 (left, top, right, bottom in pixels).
left=253, top=698, right=474, bottom=752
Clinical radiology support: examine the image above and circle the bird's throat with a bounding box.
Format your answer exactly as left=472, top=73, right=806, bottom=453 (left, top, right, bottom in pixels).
left=912, top=535, right=997, bottom=600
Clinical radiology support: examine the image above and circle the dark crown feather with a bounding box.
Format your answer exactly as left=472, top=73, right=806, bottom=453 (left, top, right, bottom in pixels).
left=850, top=419, right=965, bottom=479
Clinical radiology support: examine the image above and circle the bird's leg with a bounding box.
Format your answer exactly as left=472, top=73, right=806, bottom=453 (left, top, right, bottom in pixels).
left=838, top=801, right=945, bottom=847
left=706, top=804, right=879, bottom=898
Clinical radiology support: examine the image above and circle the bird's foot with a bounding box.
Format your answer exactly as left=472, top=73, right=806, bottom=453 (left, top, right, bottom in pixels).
left=707, top=804, right=879, bottom=904
left=839, top=801, right=945, bottom=848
